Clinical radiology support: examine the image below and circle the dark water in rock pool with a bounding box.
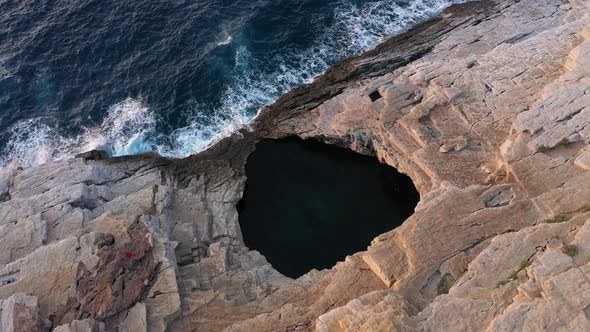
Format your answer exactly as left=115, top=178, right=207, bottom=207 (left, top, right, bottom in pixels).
left=238, top=138, right=420, bottom=278
left=0, top=0, right=462, bottom=167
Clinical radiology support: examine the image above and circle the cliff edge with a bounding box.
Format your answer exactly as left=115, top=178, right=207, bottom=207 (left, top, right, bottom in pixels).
left=0, top=0, right=589, bottom=331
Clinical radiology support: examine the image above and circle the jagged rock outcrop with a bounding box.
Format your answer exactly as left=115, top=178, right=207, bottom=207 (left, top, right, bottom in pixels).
left=0, top=0, right=589, bottom=331
left=0, top=293, right=40, bottom=331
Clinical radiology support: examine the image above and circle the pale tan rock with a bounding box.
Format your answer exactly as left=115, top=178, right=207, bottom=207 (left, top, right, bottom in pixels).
left=438, top=137, right=468, bottom=153
left=575, top=146, right=590, bottom=170
left=0, top=293, right=40, bottom=332
left=53, top=319, right=105, bottom=332
left=315, top=291, right=413, bottom=332
left=0, top=0, right=589, bottom=331
left=119, top=303, right=147, bottom=332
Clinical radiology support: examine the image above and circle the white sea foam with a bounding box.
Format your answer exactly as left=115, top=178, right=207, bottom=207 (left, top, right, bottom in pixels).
left=0, top=98, right=156, bottom=168
left=1, top=0, right=464, bottom=169
left=1, top=120, right=71, bottom=167
left=0, top=62, right=11, bottom=80
left=333, top=0, right=462, bottom=53
left=157, top=0, right=465, bottom=157
left=217, top=34, right=233, bottom=46
left=83, top=98, right=156, bottom=156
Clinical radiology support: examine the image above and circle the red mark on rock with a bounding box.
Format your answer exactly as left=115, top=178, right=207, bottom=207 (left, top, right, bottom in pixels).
left=125, top=252, right=133, bottom=258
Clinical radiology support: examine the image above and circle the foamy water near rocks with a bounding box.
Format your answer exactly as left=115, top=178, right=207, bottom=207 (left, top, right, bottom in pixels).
left=0, top=0, right=589, bottom=330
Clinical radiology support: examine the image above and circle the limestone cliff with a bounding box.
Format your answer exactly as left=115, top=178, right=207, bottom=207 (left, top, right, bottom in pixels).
left=0, top=0, right=589, bottom=331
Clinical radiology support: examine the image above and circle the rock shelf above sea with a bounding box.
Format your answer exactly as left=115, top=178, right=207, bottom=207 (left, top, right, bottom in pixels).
left=0, top=0, right=590, bottom=331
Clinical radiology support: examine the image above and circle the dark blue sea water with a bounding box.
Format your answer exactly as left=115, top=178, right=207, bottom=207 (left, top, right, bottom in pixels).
left=0, top=0, right=461, bottom=167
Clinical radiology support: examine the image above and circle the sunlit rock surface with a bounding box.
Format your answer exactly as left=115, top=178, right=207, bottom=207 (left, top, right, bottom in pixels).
left=1, top=0, right=590, bottom=331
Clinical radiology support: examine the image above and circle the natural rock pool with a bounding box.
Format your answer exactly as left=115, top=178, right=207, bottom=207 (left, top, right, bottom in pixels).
left=237, top=137, right=420, bottom=278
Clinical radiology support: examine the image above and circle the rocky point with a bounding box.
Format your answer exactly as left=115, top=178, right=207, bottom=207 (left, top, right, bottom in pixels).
left=0, top=0, right=589, bottom=331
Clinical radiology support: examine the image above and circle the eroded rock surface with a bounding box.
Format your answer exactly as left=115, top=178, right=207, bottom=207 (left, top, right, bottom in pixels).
left=0, top=0, right=589, bottom=331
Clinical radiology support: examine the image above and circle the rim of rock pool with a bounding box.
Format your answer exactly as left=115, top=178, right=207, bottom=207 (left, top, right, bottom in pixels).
left=236, top=136, right=420, bottom=279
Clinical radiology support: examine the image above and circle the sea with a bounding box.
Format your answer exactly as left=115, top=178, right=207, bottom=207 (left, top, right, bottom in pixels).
left=0, top=0, right=462, bottom=168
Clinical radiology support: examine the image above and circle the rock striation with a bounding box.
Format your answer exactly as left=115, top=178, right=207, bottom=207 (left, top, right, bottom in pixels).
left=0, top=0, right=589, bottom=331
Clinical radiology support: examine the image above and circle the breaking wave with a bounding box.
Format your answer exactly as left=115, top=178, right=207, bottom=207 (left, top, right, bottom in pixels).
left=0, top=0, right=464, bottom=168
left=0, top=99, right=155, bottom=167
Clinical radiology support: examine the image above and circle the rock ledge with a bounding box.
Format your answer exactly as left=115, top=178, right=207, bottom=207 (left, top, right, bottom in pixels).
left=1, top=0, right=590, bottom=331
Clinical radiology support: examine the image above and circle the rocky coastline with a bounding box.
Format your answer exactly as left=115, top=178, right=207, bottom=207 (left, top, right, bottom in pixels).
left=1, top=0, right=590, bottom=330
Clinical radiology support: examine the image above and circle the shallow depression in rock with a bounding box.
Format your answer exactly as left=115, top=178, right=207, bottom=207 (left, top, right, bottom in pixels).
left=237, top=137, right=420, bottom=278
